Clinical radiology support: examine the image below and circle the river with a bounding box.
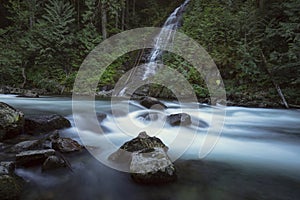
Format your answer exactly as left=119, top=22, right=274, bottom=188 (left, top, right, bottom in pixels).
left=1, top=94, right=300, bottom=200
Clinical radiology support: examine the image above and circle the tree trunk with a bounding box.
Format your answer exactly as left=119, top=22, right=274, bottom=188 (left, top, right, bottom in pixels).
left=115, top=12, right=119, bottom=29
left=21, top=67, right=27, bottom=89
left=77, top=0, right=80, bottom=28
left=261, top=51, right=289, bottom=108
left=101, top=2, right=107, bottom=39
left=132, top=0, right=135, bottom=17
left=126, top=0, right=129, bottom=27
left=121, top=1, right=125, bottom=30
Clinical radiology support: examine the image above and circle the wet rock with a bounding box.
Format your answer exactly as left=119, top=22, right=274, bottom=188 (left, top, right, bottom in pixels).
left=97, top=113, right=107, bottom=122
left=117, top=131, right=168, bottom=153
left=109, top=132, right=176, bottom=184
left=24, top=114, right=71, bottom=134
left=140, top=97, right=167, bottom=110
left=16, top=91, right=39, bottom=98
left=52, top=138, right=82, bottom=153
left=130, top=147, right=177, bottom=184
left=16, top=149, right=55, bottom=167
left=167, top=113, right=192, bottom=126
left=9, top=139, right=41, bottom=153
left=42, top=155, right=66, bottom=171
left=108, top=131, right=168, bottom=162
left=0, top=102, right=24, bottom=141
left=0, top=161, right=24, bottom=199
left=138, top=112, right=159, bottom=121
left=0, top=161, right=15, bottom=175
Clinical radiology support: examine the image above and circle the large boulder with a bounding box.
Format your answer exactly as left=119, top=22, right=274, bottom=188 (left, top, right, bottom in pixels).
left=16, top=149, right=55, bottom=167
left=42, top=155, right=66, bottom=171
left=52, top=138, right=83, bottom=153
left=140, top=97, right=167, bottom=110
left=120, top=131, right=168, bottom=152
left=130, top=147, right=177, bottom=184
left=109, top=132, right=168, bottom=162
left=0, top=102, right=24, bottom=141
left=24, top=114, right=71, bottom=134
left=0, top=162, right=24, bottom=200
left=109, top=132, right=176, bottom=184
left=167, top=113, right=192, bottom=126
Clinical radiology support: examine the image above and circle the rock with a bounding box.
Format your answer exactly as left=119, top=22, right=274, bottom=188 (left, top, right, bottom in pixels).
left=118, top=131, right=168, bottom=153
left=52, top=138, right=82, bottom=153
left=2, top=86, right=10, bottom=94
left=108, top=131, right=168, bottom=162
left=9, top=139, right=41, bottom=153
left=0, top=174, right=24, bottom=200
left=0, top=161, right=24, bottom=199
left=138, top=112, right=159, bottom=121
left=167, top=113, right=192, bottom=126
left=97, top=113, right=107, bottom=122
left=16, top=91, right=39, bottom=98
left=0, top=102, right=24, bottom=141
left=0, top=162, right=15, bottom=175
left=130, top=147, right=177, bottom=184
left=109, top=132, right=176, bottom=184
left=42, top=155, right=66, bottom=171
left=140, top=97, right=167, bottom=110
left=24, top=114, right=71, bottom=134
left=16, top=149, right=55, bottom=167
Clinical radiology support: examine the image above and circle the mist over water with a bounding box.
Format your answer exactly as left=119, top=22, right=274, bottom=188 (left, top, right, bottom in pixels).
left=2, top=95, right=300, bottom=199
left=2, top=95, right=300, bottom=177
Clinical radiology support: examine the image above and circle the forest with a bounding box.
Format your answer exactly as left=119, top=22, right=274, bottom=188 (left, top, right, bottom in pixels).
left=0, top=0, right=299, bottom=107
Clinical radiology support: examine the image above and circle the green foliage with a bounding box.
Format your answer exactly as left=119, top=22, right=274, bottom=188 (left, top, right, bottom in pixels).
left=1, top=0, right=298, bottom=105
left=181, top=0, right=300, bottom=104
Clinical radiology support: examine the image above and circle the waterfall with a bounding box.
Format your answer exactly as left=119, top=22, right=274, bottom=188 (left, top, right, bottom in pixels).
left=117, top=0, right=190, bottom=96
left=142, top=0, right=190, bottom=80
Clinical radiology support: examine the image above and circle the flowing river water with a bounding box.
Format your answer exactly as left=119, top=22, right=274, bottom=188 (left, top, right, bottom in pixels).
left=1, top=94, right=300, bottom=200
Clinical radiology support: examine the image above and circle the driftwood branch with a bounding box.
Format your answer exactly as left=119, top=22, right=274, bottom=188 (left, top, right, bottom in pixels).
left=260, top=50, right=289, bottom=109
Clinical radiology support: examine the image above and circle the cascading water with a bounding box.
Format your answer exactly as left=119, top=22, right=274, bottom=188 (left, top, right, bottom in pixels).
left=118, top=0, right=190, bottom=96
left=143, top=0, right=190, bottom=80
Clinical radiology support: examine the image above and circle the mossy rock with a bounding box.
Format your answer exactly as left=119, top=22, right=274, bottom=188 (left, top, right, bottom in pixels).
left=0, top=175, right=24, bottom=200
left=0, top=102, right=24, bottom=141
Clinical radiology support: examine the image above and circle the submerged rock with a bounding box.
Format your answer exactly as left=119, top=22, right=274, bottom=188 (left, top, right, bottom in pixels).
left=16, top=149, right=55, bottom=167
left=140, top=97, right=167, bottom=110
left=130, top=147, right=177, bottom=184
left=52, top=138, right=82, bottom=153
left=167, top=113, right=192, bottom=126
left=0, top=102, right=24, bottom=141
left=24, top=114, right=71, bottom=134
left=42, top=155, right=66, bottom=171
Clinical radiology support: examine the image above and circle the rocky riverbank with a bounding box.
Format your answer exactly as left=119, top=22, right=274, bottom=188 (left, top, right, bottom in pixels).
left=2, top=85, right=298, bottom=109
left=0, top=102, right=83, bottom=199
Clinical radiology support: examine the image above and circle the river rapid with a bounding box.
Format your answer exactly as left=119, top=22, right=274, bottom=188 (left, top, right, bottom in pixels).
left=1, top=94, right=300, bottom=200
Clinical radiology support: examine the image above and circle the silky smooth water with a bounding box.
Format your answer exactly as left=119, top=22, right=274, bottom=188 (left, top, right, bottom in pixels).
left=2, top=95, right=300, bottom=176
left=1, top=95, right=300, bottom=199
